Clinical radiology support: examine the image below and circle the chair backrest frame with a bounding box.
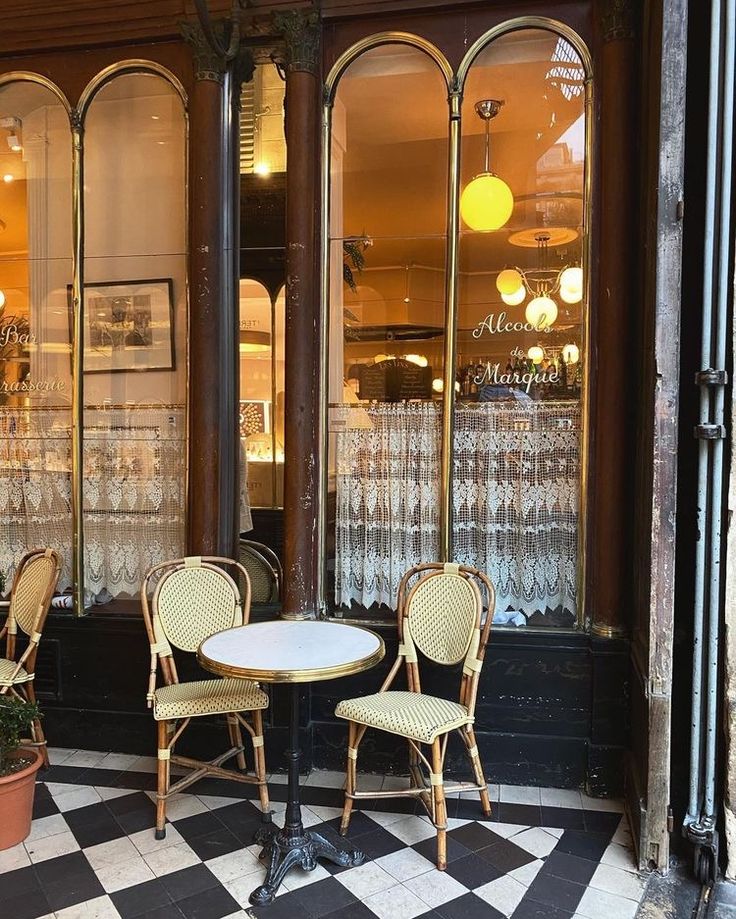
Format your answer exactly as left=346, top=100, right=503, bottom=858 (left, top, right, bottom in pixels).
left=382, top=563, right=495, bottom=719
left=238, top=539, right=282, bottom=604
left=2, top=547, right=62, bottom=678
left=141, top=556, right=252, bottom=694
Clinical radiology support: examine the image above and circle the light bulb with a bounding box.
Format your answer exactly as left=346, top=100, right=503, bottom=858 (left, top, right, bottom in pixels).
left=559, top=266, right=583, bottom=304
left=528, top=346, right=544, bottom=364
left=496, top=268, right=523, bottom=295
left=525, top=295, right=558, bottom=330
left=501, top=286, right=526, bottom=306
left=460, top=174, right=514, bottom=232
left=2, top=174, right=13, bottom=183
left=562, top=343, right=580, bottom=364
left=432, top=378, right=444, bottom=393
left=0, top=289, right=5, bottom=309
left=404, top=354, right=428, bottom=367
left=254, top=162, right=271, bottom=176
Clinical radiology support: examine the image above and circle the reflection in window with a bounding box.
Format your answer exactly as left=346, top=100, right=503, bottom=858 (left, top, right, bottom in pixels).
left=0, top=81, right=73, bottom=596
left=239, top=279, right=284, bottom=512
left=327, top=44, right=450, bottom=614
left=82, top=72, right=187, bottom=609
left=455, top=29, right=586, bottom=627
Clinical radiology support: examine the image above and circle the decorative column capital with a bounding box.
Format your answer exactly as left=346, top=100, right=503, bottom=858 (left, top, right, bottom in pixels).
left=181, top=19, right=230, bottom=83
left=600, top=0, right=637, bottom=42
left=273, top=10, right=320, bottom=75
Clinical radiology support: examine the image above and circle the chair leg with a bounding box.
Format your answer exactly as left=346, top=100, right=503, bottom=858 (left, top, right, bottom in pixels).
left=408, top=739, right=423, bottom=790
left=340, top=722, right=357, bottom=836
left=156, top=720, right=170, bottom=839
left=252, top=709, right=270, bottom=813
left=464, top=727, right=491, bottom=817
left=431, top=738, right=447, bottom=871
left=25, top=683, right=48, bottom=768
left=228, top=714, right=247, bottom=771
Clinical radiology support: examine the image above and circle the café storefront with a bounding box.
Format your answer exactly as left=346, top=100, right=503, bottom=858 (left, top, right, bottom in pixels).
left=0, top=0, right=684, bottom=873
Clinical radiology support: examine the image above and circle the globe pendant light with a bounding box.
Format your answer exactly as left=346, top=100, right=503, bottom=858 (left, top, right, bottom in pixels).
left=460, top=100, right=514, bottom=232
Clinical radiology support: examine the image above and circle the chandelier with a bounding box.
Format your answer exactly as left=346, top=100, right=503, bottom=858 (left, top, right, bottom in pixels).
left=495, top=231, right=583, bottom=330
left=460, top=100, right=514, bottom=232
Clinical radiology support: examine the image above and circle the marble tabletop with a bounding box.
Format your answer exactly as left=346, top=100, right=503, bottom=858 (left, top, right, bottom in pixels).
left=198, top=619, right=384, bottom=683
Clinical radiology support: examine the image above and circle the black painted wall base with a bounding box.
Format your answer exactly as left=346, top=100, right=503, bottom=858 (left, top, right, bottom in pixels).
left=37, top=613, right=629, bottom=797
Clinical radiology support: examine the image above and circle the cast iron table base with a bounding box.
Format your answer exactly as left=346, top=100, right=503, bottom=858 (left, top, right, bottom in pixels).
left=248, top=684, right=365, bottom=906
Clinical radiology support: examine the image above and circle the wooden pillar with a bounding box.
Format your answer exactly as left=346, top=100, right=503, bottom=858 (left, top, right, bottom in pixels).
left=181, top=22, right=245, bottom=558
left=276, top=11, right=321, bottom=619
left=591, top=1, right=638, bottom=638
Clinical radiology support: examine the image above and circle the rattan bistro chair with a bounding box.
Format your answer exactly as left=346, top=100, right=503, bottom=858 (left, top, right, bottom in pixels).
left=0, top=548, right=62, bottom=768
left=141, top=556, right=270, bottom=838
left=336, top=562, right=496, bottom=870
left=239, top=539, right=282, bottom=604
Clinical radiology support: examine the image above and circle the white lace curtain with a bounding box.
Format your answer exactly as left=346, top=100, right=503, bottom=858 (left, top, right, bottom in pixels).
left=0, top=406, right=186, bottom=604
left=333, top=400, right=580, bottom=623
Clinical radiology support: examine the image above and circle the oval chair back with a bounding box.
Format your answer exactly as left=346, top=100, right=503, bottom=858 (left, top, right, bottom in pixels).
left=238, top=539, right=282, bottom=604
left=398, top=562, right=495, bottom=718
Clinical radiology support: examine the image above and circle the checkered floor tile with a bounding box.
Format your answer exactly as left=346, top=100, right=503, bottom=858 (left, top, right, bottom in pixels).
left=0, top=748, right=646, bottom=919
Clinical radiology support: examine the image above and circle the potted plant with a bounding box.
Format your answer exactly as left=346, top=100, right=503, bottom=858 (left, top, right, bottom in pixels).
left=0, top=695, right=44, bottom=850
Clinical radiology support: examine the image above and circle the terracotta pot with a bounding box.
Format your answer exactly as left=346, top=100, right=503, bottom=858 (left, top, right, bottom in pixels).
left=0, top=748, right=43, bottom=850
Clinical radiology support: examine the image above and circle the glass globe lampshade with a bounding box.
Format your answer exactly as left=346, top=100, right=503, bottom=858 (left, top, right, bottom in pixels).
left=460, top=174, right=514, bottom=232
left=525, top=295, right=558, bottom=330
left=501, top=286, right=526, bottom=306
left=528, top=346, right=544, bottom=364
left=562, top=343, right=580, bottom=364
left=559, top=266, right=583, bottom=304
left=496, top=268, right=523, bottom=295
left=432, top=378, right=444, bottom=393
left=404, top=354, right=428, bottom=367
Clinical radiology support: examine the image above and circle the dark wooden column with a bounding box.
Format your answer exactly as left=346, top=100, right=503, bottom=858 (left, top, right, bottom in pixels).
left=182, top=21, right=242, bottom=558
left=276, top=11, right=321, bottom=620
left=591, top=1, right=638, bottom=638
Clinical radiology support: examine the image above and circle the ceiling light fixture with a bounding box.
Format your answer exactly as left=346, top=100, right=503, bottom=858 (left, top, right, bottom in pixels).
left=460, top=100, right=514, bottom=232
left=403, top=264, right=412, bottom=303
left=2, top=174, right=13, bottom=183
left=494, top=232, right=584, bottom=330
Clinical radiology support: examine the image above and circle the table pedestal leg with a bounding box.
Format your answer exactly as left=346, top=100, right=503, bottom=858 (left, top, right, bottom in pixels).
left=249, top=684, right=364, bottom=906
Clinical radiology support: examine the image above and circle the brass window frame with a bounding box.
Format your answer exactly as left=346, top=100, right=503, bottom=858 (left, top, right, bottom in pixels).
left=318, top=18, right=594, bottom=631
left=0, top=63, right=189, bottom=617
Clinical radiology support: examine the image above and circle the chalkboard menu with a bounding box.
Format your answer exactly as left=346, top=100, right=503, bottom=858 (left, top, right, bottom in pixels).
left=358, top=359, right=433, bottom=401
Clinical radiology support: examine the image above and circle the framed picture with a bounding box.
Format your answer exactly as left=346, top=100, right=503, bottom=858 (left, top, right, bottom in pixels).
left=69, top=279, right=175, bottom=373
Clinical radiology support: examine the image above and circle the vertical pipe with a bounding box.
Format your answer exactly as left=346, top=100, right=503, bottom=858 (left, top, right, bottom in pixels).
left=439, top=87, right=462, bottom=562
left=70, top=115, right=84, bottom=616
left=704, top=0, right=735, bottom=817
left=687, top=0, right=723, bottom=824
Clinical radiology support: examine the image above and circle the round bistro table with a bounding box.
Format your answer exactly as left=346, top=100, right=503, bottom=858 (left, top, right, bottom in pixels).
left=198, top=619, right=384, bottom=906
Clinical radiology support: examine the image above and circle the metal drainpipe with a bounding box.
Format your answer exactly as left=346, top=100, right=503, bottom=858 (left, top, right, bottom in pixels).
left=684, top=0, right=735, bottom=883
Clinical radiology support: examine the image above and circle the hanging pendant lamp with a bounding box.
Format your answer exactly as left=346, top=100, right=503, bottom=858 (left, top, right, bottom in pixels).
left=460, top=100, right=514, bottom=232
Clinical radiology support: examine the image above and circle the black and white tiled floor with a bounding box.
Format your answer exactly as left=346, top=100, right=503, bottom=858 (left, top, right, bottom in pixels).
left=0, top=748, right=646, bottom=919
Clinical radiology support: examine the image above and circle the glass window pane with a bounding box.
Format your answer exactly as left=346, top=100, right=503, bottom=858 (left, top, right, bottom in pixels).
left=0, top=82, right=73, bottom=596
left=455, top=29, right=587, bottom=628
left=82, top=72, right=187, bottom=610
left=327, top=44, right=449, bottom=617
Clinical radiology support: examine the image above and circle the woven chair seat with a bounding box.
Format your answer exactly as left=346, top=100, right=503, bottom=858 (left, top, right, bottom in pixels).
left=153, top=678, right=268, bottom=721
left=336, top=690, right=471, bottom=744
left=0, top=657, right=31, bottom=686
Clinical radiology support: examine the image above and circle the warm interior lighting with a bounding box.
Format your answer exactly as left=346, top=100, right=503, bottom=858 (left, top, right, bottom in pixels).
left=254, top=162, right=271, bottom=176
left=496, top=268, right=523, bottom=295
left=239, top=329, right=271, bottom=353
left=2, top=174, right=13, bottom=183
left=432, top=378, right=444, bottom=393
left=460, top=100, right=514, bottom=232
left=563, top=343, right=580, bottom=364
left=404, top=354, right=428, bottom=367
left=0, top=289, right=5, bottom=309
left=501, top=286, right=526, bottom=306
left=559, top=266, right=583, bottom=304
left=525, top=295, right=558, bottom=330
left=528, top=346, right=544, bottom=364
